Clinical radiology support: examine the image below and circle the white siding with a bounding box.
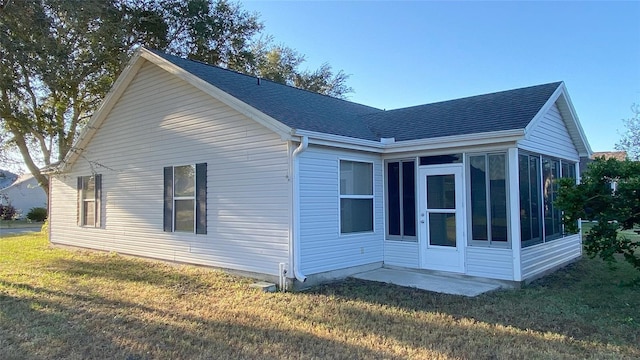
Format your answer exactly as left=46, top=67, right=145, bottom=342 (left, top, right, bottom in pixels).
left=384, top=241, right=419, bottom=268
left=50, top=61, right=290, bottom=276
left=520, top=234, right=581, bottom=280
left=298, top=146, right=384, bottom=274
left=519, top=103, right=580, bottom=161
left=466, top=247, right=514, bottom=280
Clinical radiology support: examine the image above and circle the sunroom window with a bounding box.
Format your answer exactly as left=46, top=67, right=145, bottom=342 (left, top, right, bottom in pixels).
left=519, top=152, right=577, bottom=247
left=386, top=160, right=416, bottom=240
left=468, top=154, right=508, bottom=246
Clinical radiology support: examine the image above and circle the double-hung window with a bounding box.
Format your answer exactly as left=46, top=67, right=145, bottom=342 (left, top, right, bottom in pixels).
left=77, top=174, right=101, bottom=227
left=339, top=160, right=374, bottom=234
left=163, top=163, right=207, bottom=234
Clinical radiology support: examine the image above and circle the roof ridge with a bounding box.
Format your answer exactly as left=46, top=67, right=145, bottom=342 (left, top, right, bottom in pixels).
left=146, top=48, right=382, bottom=113
left=382, top=81, right=563, bottom=113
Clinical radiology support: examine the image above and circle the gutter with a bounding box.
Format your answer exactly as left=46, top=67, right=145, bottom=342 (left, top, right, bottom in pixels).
left=290, top=135, right=308, bottom=283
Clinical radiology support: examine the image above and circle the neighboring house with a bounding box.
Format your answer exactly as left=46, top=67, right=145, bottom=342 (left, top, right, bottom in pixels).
left=0, top=174, right=47, bottom=218
left=0, top=170, right=18, bottom=190
left=591, top=151, right=627, bottom=161
left=47, top=48, right=592, bottom=289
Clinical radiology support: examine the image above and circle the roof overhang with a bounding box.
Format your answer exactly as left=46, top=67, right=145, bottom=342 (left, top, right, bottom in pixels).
left=57, top=48, right=294, bottom=173
left=524, top=82, right=593, bottom=158
left=292, top=128, right=525, bottom=154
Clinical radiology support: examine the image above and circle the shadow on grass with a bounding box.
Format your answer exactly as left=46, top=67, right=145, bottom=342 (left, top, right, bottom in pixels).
left=0, top=280, right=399, bottom=359
left=303, top=258, right=640, bottom=357
left=46, top=256, right=216, bottom=295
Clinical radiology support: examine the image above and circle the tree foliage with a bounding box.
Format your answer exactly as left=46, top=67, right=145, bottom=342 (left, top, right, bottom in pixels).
left=0, top=0, right=352, bottom=198
left=556, top=157, right=640, bottom=277
left=615, top=104, right=640, bottom=161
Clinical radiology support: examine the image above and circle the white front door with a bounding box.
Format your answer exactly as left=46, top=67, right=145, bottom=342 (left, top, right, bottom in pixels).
left=418, top=165, right=465, bottom=273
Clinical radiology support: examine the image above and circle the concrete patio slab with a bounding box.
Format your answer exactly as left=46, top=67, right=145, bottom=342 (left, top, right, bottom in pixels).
left=351, top=267, right=508, bottom=297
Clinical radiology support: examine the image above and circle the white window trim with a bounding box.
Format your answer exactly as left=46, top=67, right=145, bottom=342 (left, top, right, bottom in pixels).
left=172, top=164, right=196, bottom=233
left=338, top=158, right=375, bottom=236
left=80, top=176, right=96, bottom=227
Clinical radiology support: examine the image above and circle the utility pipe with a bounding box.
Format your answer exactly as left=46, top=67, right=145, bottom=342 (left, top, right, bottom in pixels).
left=290, top=135, right=308, bottom=283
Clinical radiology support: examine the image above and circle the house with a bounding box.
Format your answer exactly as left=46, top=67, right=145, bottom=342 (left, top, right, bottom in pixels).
left=47, top=48, right=592, bottom=289
left=0, top=173, right=47, bottom=219
left=591, top=151, right=627, bottom=161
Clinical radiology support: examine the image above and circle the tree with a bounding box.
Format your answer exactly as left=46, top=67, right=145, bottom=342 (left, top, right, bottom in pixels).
left=556, top=157, right=640, bottom=278
left=615, top=104, right=640, bottom=161
left=250, top=41, right=352, bottom=99
left=0, top=0, right=351, bottom=199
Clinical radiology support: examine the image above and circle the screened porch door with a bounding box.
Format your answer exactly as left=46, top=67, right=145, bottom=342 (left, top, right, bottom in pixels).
left=418, top=165, right=465, bottom=273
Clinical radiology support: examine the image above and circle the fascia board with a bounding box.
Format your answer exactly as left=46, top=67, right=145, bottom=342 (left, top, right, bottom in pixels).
left=382, top=129, right=525, bottom=154
left=140, top=49, right=293, bottom=141
left=525, top=82, right=593, bottom=158
left=293, top=129, right=384, bottom=152
left=58, top=50, right=145, bottom=172
left=293, top=129, right=525, bottom=154
left=524, top=83, right=565, bottom=136
left=556, top=86, right=593, bottom=157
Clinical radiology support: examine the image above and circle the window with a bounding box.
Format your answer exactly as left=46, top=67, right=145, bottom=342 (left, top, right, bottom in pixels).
left=519, top=152, right=576, bottom=247
left=419, top=154, right=462, bottom=166
left=340, top=160, right=373, bottom=234
left=386, top=160, right=416, bottom=240
left=164, top=163, right=207, bottom=234
left=468, top=154, right=508, bottom=246
left=77, top=174, right=101, bottom=227
left=543, top=157, right=561, bottom=240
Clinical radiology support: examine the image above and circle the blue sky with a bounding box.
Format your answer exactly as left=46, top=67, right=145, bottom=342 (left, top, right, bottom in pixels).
left=242, top=0, right=640, bottom=152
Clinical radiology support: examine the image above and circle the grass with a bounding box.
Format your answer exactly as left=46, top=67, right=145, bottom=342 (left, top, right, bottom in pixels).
left=0, top=234, right=638, bottom=359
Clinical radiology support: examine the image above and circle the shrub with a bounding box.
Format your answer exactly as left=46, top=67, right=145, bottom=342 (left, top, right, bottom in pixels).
left=41, top=218, right=49, bottom=235
left=26, top=207, right=48, bottom=222
left=0, top=203, right=17, bottom=220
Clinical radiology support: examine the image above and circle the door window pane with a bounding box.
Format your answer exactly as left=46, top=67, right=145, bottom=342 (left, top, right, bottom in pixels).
left=340, top=198, right=373, bottom=233
left=427, top=175, right=455, bottom=209
left=175, top=199, right=195, bottom=232
left=469, top=156, right=488, bottom=240
left=429, top=213, right=456, bottom=247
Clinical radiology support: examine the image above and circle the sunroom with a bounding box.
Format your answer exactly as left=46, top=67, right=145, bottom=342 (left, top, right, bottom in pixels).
left=382, top=148, right=582, bottom=283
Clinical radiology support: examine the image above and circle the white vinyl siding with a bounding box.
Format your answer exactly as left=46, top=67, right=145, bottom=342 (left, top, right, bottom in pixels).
left=521, top=234, right=581, bottom=280
left=466, top=247, right=514, bottom=280
left=49, top=61, right=290, bottom=276
left=384, top=241, right=419, bottom=268
left=298, top=146, right=384, bottom=275
left=519, top=103, right=580, bottom=161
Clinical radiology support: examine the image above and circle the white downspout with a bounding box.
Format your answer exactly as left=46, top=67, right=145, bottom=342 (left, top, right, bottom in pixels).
left=290, top=135, right=308, bottom=283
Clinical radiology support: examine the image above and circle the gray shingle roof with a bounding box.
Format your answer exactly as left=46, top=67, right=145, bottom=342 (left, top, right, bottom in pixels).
left=150, top=50, right=561, bottom=142
left=150, top=50, right=383, bottom=140
left=361, top=82, right=562, bottom=141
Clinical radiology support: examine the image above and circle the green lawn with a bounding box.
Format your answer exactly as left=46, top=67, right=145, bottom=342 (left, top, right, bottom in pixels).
left=0, top=234, right=638, bottom=359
